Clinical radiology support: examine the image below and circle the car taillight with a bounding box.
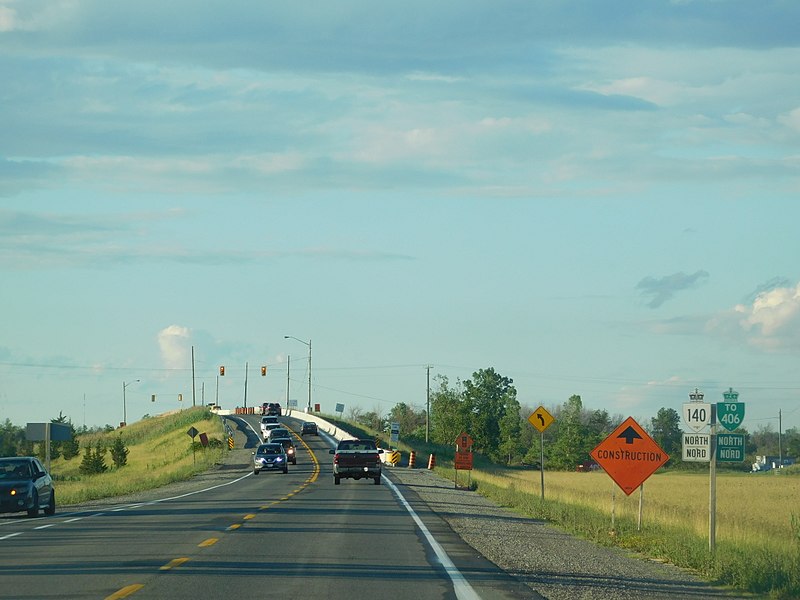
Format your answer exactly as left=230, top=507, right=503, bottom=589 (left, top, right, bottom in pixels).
left=333, top=453, right=340, bottom=464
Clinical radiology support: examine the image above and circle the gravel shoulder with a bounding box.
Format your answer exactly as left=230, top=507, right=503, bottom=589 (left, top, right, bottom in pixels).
left=386, top=466, right=754, bottom=600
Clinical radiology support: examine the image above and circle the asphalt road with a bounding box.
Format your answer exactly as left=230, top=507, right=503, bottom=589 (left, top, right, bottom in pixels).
left=0, top=414, right=533, bottom=600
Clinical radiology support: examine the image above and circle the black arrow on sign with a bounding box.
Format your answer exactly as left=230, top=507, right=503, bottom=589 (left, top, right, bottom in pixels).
left=617, top=426, right=642, bottom=445
left=537, top=413, right=545, bottom=426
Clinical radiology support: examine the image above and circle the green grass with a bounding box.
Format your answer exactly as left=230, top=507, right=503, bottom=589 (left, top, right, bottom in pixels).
left=50, top=407, right=227, bottom=505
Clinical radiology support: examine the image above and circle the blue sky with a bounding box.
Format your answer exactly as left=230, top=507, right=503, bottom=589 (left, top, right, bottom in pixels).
left=1, top=1, right=799, bottom=435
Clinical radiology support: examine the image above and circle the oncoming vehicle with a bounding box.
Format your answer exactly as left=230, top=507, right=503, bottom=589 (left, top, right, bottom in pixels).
left=301, top=422, right=318, bottom=436
left=252, top=443, right=289, bottom=474
left=266, top=402, right=282, bottom=417
left=266, top=427, right=290, bottom=442
left=262, top=422, right=282, bottom=440
left=0, top=457, right=56, bottom=517
left=272, top=437, right=297, bottom=464
left=260, top=416, right=279, bottom=435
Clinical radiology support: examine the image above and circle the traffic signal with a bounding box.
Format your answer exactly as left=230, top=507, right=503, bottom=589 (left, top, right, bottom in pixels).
left=151, top=394, right=156, bottom=402
left=219, top=366, right=225, bottom=376
left=178, top=394, right=183, bottom=402
left=261, top=365, right=267, bottom=376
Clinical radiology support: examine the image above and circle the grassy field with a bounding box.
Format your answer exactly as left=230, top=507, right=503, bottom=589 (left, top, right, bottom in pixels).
left=50, top=407, right=227, bottom=505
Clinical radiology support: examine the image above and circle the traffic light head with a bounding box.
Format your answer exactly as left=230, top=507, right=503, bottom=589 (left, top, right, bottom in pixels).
left=261, top=365, right=267, bottom=376
left=219, top=366, right=225, bottom=376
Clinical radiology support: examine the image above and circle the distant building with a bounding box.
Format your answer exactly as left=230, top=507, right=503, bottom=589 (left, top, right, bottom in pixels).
left=752, top=455, right=796, bottom=472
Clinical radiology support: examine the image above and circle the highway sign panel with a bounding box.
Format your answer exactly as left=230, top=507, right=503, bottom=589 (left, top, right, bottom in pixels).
left=590, top=417, right=669, bottom=496
left=390, top=422, right=400, bottom=443
left=682, top=432, right=711, bottom=462
left=716, top=402, right=745, bottom=432
left=717, top=433, right=746, bottom=462
left=682, top=402, right=711, bottom=433
left=528, top=406, right=555, bottom=433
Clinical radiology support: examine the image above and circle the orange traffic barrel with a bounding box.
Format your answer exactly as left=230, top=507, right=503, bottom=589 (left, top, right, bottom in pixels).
left=408, top=451, right=416, bottom=468
left=427, top=453, right=436, bottom=469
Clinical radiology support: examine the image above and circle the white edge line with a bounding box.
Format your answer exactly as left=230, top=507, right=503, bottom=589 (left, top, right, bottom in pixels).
left=383, top=475, right=482, bottom=600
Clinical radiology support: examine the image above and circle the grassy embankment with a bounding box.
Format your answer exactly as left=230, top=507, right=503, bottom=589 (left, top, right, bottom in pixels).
left=323, top=415, right=800, bottom=599
left=50, top=407, right=227, bottom=505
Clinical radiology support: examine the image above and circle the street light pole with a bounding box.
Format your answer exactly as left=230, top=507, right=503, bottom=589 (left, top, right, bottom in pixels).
left=285, top=336, right=312, bottom=413
left=122, top=379, right=140, bottom=427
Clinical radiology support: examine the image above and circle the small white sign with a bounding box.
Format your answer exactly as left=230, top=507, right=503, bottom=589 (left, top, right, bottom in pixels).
left=682, top=432, right=711, bottom=462
left=682, top=402, right=711, bottom=433
left=390, top=422, right=400, bottom=443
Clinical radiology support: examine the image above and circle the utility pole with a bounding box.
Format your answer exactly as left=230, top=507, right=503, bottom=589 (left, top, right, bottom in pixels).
left=426, top=365, right=431, bottom=443
left=778, top=409, right=783, bottom=469
left=244, top=362, right=249, bottom=409
left=286, top=355, right=290, bottom=412
left=191, top=346, right=196, bottom=407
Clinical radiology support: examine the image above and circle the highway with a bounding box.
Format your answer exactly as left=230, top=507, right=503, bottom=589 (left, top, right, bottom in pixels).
left=0, top=414, right=531, bottom=600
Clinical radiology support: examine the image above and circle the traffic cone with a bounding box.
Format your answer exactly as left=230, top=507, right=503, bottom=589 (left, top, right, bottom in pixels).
left=408, top=451, right=416, bottom=468
left=427, top=453, right=436, bottom=469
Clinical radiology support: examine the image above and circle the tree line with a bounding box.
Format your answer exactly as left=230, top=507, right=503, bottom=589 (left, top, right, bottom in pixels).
left=350, top=367, right=800, bottom=469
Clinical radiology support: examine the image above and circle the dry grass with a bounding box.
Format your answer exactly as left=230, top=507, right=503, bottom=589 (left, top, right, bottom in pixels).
left=494, top=468, right=799, bottom=552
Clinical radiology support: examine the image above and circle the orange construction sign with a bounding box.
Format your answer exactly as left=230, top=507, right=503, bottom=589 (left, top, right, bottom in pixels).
left=590, top=416, right=669, bottom=496
left=455, top=432, right=474, bottom=452
left=454, top=451, right=473, bottom=470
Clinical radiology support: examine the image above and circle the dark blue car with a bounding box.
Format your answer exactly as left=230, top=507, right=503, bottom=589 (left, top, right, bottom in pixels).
left=0, top=457, right=56, bottom=517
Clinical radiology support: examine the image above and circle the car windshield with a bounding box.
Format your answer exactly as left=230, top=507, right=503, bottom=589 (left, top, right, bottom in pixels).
left=0, top=460, right=31, bottom=479
left=257, top=446, right=281, bottom=455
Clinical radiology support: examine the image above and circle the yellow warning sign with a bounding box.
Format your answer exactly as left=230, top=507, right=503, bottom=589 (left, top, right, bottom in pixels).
left=528, top=406, right=555, bottom=433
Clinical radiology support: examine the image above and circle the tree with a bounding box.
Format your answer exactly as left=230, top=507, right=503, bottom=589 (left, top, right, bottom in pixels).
left=429, top=375, right=467, bottom=447
left=388, top=403, right=426, bottom=438
left=784, top=427, right=800, bottom=458
left=650, top=407, right=682, bottom=465
left=462, top=368, right=516, bottom=461
left=548, top=395, right=587, bottom=470
left=79, top=443, right=108, bottom=475
left=110, top=436, right=129, bottom=468
left=498, top=396, right=523, bottom=464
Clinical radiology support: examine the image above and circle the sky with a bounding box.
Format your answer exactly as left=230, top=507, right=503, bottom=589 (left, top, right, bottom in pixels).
left=1, top=1, right=799, bottom=436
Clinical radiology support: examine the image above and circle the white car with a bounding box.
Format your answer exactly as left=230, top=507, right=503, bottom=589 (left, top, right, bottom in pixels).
left=260, top=417, right=279, bottom=435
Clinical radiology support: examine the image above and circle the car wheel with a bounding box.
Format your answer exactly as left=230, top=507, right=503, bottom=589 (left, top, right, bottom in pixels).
left=27, top=492, right=39, bottom=518
left=254, top=469, right=259, bottom=475
left=44, top=491, right=56, bottom=516
left=283, top=467, right=288, bottom=474
left=334, top=474, right=340, bottom=485
left=374, top=475, right=381, bottom=485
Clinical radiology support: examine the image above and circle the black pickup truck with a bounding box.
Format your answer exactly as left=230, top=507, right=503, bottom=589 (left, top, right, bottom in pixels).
left=330, top=439, right=382, bottom=485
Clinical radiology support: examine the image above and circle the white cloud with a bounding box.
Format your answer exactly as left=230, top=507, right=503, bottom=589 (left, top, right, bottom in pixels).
left=778, top=107, right=800, bottom=133
left=157, top=325, right=191, bottom=369
left=707, top=282, right=800, bottom=352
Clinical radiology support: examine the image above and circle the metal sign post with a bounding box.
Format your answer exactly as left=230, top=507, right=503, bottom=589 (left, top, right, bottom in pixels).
left=528, top=406, right=555, bottom=500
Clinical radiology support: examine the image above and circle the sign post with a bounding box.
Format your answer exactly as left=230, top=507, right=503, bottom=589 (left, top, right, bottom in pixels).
left=528, top=406, right=555, bottom=500
left=454, top=432, right=474, bottom=489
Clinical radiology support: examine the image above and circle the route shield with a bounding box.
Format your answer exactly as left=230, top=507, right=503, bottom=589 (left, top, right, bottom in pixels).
left=716, top=402, right=745, bottom=432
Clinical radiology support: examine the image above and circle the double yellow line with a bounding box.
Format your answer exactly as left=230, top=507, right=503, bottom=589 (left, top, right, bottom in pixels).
left=105, top=424, right=321, bottom=600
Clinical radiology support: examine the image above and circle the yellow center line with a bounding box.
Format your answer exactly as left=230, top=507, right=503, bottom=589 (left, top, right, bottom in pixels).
left=243, top=513, right=256, bottom=520
left=198, top=538, right=218, bottom=547
left=159, top=557, right=190, bottom=571
left=227, top=523, right=241, bottom=531
left=105, top=584, right=144, bottom=600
